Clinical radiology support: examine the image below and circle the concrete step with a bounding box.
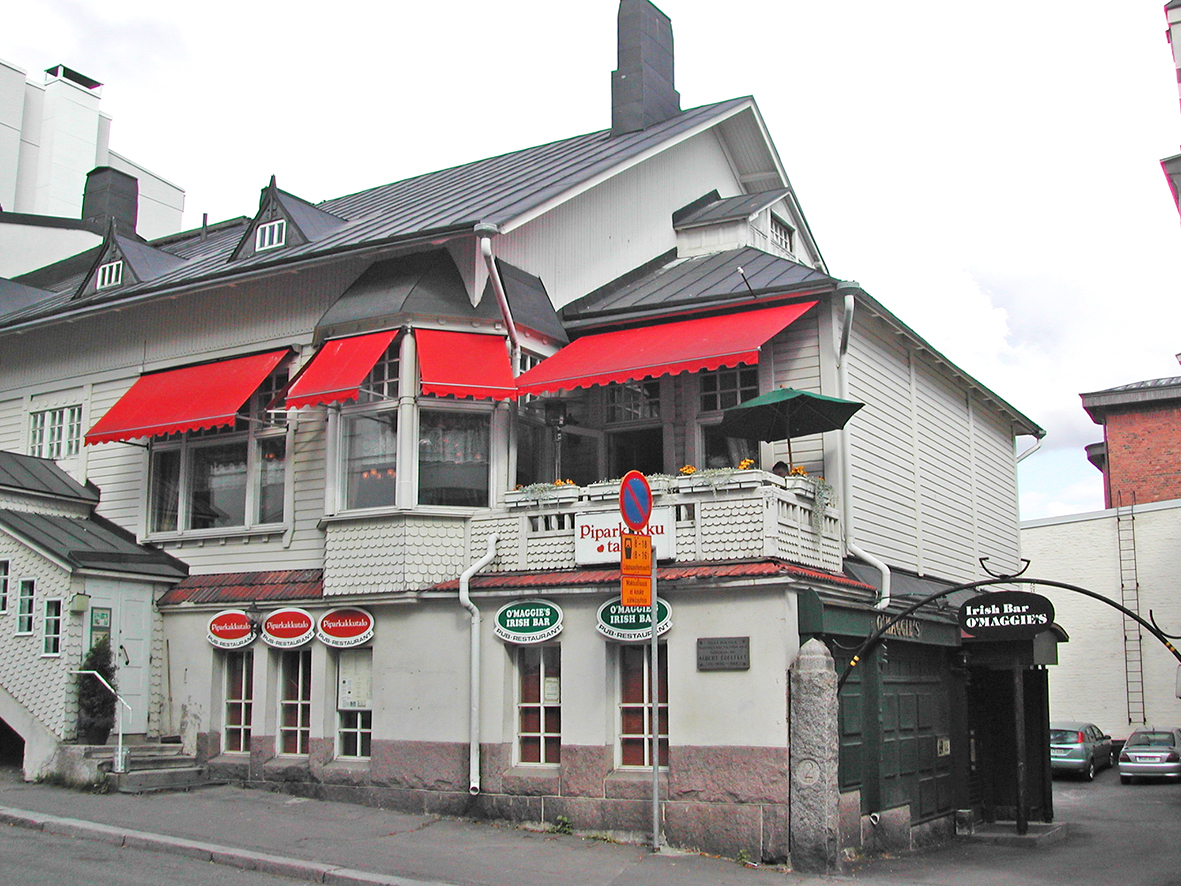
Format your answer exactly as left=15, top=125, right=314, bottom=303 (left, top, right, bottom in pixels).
left=113, top=766, right=215, bottom=794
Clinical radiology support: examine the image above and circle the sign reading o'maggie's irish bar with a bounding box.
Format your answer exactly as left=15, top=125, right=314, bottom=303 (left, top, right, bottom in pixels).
left=958, top=591, right=1054, bottom=641
left=494, top=600, right=564, bottom=644
left=596, top=597, right=672, bottom=641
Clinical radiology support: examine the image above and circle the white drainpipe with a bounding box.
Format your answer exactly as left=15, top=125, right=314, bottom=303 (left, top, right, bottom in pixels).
left=836, top=287, right=891, bottom=610
left=459, top=534, right=498, bottom=794
left=475, top=225, right=522, bottom=376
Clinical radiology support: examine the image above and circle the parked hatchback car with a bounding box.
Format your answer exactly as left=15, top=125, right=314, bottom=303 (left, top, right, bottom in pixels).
left=1119, top=727, right=1181, bottom=783
left=1049, top=721, right=1113, bottom=780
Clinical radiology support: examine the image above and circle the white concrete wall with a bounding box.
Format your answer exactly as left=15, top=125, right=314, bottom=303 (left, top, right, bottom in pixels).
left=1022, top=503, right=1181, bottom=739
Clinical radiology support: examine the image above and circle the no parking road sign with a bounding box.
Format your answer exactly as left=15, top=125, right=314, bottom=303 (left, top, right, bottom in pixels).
left=619, top=470, right=653, bottom=531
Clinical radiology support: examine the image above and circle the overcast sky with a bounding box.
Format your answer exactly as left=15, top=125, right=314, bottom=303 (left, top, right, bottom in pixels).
left=5, top=1, right=1180, bottom=521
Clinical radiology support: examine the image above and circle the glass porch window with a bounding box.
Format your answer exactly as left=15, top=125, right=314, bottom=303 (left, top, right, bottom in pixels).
left=418, top=410, right=490, bottom=507
left=619, top=643, right=668, bottom=767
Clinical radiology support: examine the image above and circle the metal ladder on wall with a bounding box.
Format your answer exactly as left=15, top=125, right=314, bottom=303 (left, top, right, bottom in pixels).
left=1116, top=491, right=1146, bottom=725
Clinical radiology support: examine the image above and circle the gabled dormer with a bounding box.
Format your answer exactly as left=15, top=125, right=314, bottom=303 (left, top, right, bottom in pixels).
left=74, top=218, right=187, bottom=300
left=229, top=176, right=347, bottom=262
left=672, top=188, right=823, bottom=269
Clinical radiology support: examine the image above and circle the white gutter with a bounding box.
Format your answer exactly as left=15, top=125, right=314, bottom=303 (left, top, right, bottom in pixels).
left=458, top=534, right=498, bottom=795
left=475, top=225, right=522, bottom=376
left=836, top=286, right=891, bottom=610
left=1016, top=436, right=1042, bottom=463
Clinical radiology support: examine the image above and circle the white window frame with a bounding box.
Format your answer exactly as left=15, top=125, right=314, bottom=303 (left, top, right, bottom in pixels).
left=516, top=644, right=561, bottom=766
left=277, top=648, right=312, bottom=756
left=770, top=214, right=795, bottom=255
left=0, top=560, right=8, bottom=614
left=29, top=404, right=83, bottom=461
left=16, top=579, right=34, bottom=635
left=96, top=260, right=123, bottom=289
left=416, top=401, right=495, bottom=509
left=147, top=369, right=290, bottom=537
left=617, top=642, right=668, bottom=770
left=42, top=598, right=62, bottom=656
left=336, top=648, right=373, bottom=760
left=223, top=649, right=254, bottom=754
left=255, top=219, right=287, bottom=251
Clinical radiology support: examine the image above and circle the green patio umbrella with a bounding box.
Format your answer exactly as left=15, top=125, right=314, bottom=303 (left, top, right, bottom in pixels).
left=716, top=387, right=864, bottom=466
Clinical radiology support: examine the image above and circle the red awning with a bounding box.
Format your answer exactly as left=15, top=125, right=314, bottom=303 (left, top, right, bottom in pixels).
left=85, top=350, right=290, bottom=445
left=284, top=330, right=398, bottom=410
left=515, top=301, right=818, bottom=395
left=416, top=329, right=517, bottom=401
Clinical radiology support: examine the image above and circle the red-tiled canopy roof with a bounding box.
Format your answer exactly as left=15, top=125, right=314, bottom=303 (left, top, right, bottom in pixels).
left=158, top=569, right=323, bottom=606
left=432, top=559, right=873, bottom=593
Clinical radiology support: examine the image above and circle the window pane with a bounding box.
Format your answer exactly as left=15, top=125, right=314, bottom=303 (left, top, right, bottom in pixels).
left=702, top=426, right=758, bottom=470
left=257, top=436, right=286, bottom=524
left=418, top=411, right=490, bottom=507
left=344, top=412, right=397, bottom=509
left=150, top=449, right=181, bottom=532
left=190, top=441, right=248, bottom=529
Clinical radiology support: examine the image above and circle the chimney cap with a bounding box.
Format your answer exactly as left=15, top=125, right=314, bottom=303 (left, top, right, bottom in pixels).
left=44, top=65, right=103, bottom=91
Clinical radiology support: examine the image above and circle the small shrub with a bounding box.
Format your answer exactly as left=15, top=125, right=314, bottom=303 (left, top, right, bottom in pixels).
left=77, top=636, right=117, bottom=745
left=551, top=815, right=573, bottom=835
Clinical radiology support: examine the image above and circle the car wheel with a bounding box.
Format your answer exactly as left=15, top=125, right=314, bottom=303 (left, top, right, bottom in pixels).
left=1120, top=775, right=1131, bottom=785
left=1084, top=759, right=1095, bottom=781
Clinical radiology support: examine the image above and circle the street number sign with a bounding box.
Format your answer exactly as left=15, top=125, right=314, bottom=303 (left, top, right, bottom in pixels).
left=620, top=470, right=653, bottom=531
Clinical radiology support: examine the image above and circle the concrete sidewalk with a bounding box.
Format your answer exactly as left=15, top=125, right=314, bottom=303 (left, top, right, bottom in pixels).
left=0, top=771, right=835, bottom=886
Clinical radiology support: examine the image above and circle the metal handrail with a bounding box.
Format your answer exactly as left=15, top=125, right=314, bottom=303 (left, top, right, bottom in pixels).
left=72, top=670, right=133, bottom=774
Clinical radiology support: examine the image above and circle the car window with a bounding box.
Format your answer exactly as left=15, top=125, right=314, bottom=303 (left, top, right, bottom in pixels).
left=1126, top=731, right=1176, bottom=747
left=1049, top=730, right=1077, bottom=743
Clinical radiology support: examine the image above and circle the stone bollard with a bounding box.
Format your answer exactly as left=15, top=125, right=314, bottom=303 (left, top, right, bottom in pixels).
left=789, top=638, right=841, bottom=874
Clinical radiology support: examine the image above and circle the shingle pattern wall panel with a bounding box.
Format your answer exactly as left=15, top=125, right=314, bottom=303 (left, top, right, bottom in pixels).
left=0, top=492, right=89, bottom=518
left=402, top=518, right=468, bottom=589
left=324, top=515, right=468, bottom=594
left=469, top=517, right=520, bottom=572
left=698, top=499, right=764, bottom=559
left=524, top=533, right=577, bottom=571
left=0, top=535, right=76, bottom=738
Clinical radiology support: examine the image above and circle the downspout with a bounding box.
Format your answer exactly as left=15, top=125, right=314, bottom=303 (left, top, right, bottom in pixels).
left=1016, top=436, right=1041, bottom=463
left=475, top=224, right=522, bottom=375
left=836, top=285, right=891, bottom=610
left=459, top=534, right=498, bottom=795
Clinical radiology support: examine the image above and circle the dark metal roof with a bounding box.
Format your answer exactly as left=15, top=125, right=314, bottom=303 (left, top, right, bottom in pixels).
left=276, top=189, right=347, bottom=242
left=0, top=450, right=99, bottom=503
left=672, top=189, right=792, bottom=229
left=115, top=234, right=188, bottom=283
left=0, top=277, right=57, bottom=319
left=432, top=558, right=873, bottom=592
left=0, top=509, right=187, bottom=579
left=1081, top=376, right=1181, bottom=423
left=490, top=260, right=568, bottom=344
left=562, top=246, right=833, bottom=326
left=0, top=98, right=756, bottom=332
left=158, top=569, right=323, bottom=605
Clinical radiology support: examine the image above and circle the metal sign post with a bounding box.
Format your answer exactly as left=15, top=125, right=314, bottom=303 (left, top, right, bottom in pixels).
left=618, top=470, right=661, bottom=851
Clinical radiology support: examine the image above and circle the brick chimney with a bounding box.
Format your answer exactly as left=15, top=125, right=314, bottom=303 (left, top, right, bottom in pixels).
left=82, top=166, right=138, bottom=235
left=610, top=0, right=681, bottom=137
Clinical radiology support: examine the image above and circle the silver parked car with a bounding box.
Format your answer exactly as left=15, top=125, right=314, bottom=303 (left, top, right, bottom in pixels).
left=1118, top=727, right=1181, bottom=784
left=1049, top=721, right=1113, bottom=780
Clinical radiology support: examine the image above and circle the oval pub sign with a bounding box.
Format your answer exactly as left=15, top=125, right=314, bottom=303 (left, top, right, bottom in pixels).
left=958, top=591, right=1054, bottom=641
left=261, top=608, right=316, bottom=648
left=494, top=599, right=564, bottom=644
left=207, top=609, right=256, bottom=649
left=596, top=597, right=672, bottom=642
left=317, top=608, right=375, bottom=648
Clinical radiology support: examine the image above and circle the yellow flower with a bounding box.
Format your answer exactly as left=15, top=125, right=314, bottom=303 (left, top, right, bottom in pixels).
left=738, top=458, right=755, bottom=470
left=679, top=465, right=697, bottom=475
left=789, top=465, right=807, bottom=476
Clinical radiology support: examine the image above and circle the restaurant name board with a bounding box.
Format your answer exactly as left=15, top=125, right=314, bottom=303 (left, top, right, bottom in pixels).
left=207, top=610, right=256, bottom=649
left=494, top=599, right=564, bottom=644
left=261, top=607, right=316, bottom=648
left=574, top=509, right=675, bottom=565
left=317, top=608, right=375, bottom=648
left=596, top=597, right=672, bottom=642
left=958, top=592, right=1054, bottom=641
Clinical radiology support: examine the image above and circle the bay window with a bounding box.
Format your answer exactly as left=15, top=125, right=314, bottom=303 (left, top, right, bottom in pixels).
left=148, top=370, right=288, bottom=533
left=418, top=409, right=490, bottom=507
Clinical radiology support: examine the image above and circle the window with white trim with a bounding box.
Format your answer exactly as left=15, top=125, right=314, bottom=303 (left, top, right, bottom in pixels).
left=770, top=215, right=795, bottom=255
left=255, top=219, right=286, bottom=251
left=42, top=599, right=62, bottom=655
left=517, top=645, right=560, bottom=765
left=16, top=580, right=34, bottom=634
left=336, top=648, right=372, bottom=759
left=223, top=649, right=254, bottom=753
left=418, top=408, right=491, bottom=507
left=149, top=368, right=288, bottom=533
left=29, top=405, right=83, bottom=460
left=339, top=344, right=399, bottom=510
left=0, top=561, right=8, bottom=614
left=96, top=260, right=123, bottom=289
left=619, top=643, right=667, bottom=768
left=278, top=649, right=312, bottom=755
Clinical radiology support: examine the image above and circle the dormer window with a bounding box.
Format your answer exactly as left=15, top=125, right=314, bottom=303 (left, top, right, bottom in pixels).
left=255, top=219, right=287, bottom=251
left=770, top=216, right=795, bottom=255
left=96, top=260, right=123, bottom=289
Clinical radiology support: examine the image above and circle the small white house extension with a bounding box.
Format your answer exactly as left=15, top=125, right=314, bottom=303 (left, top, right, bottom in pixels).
left=0, top=0, right=1046, bottom=867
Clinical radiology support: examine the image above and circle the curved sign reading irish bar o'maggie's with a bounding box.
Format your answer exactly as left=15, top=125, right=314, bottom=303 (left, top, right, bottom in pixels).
left=494, top=599, right=563, bottom=644
left=958, top=591, right=1055, bottom=641
left=261, top=608, right=315, bottom=648
left=317, top=608, right=375, bottom=648
left=207, top=610, right=256, bottom=649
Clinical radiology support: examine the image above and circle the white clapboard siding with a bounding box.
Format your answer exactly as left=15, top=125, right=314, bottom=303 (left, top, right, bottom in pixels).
left=767, top=311, right=825, bottom=475
left=0, top=397, right=23, bottom=451
left=495, top=132, right=743, bottom=310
